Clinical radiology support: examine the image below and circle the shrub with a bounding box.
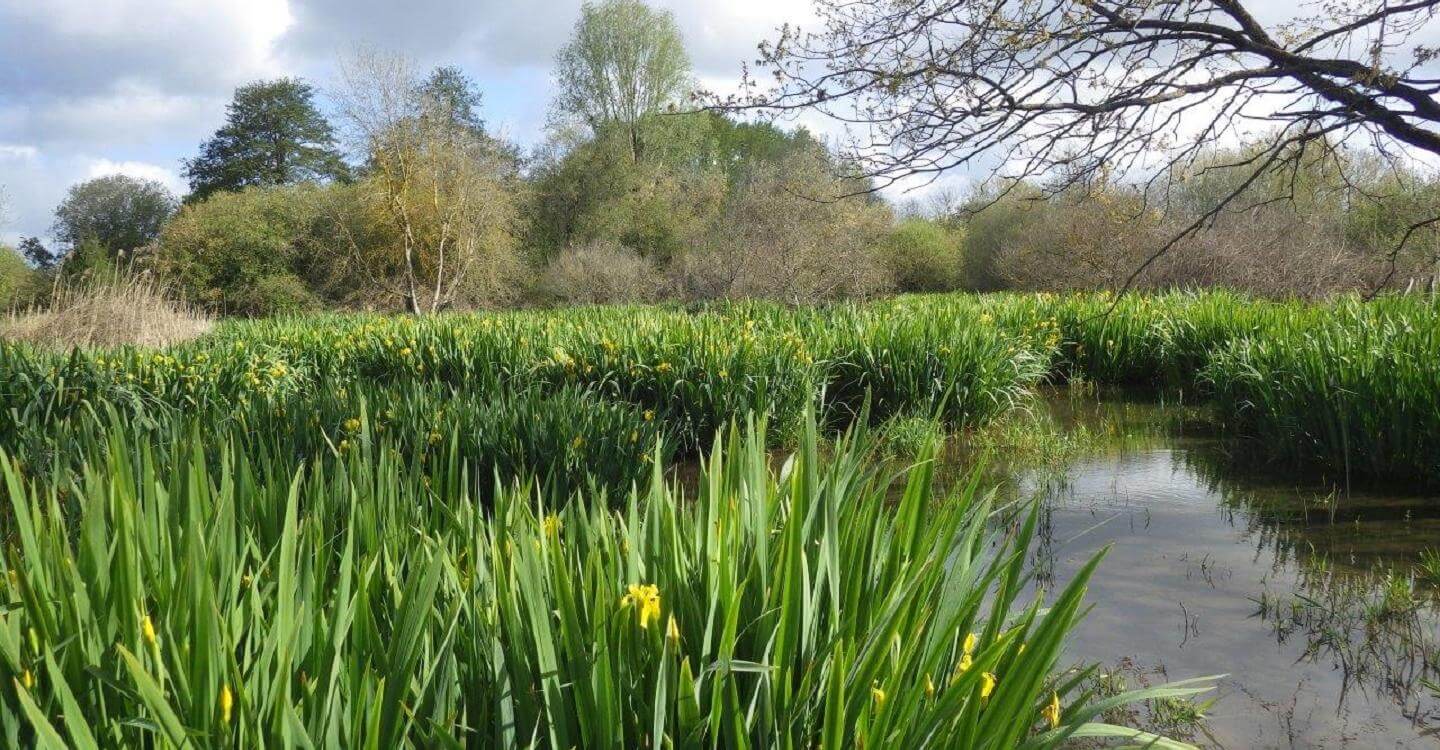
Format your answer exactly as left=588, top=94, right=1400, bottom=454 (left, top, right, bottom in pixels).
left=155, top=184, right=325, bottom=315
left=679, top=150, right=892, bottom=303
left=538, top=240, right=661, bottom=305
left=0, top=245, right=38, bottom=309
left=882, top=217, right=966, bottom=292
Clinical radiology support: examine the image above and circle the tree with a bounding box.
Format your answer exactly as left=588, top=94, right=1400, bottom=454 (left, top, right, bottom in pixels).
left=554, top=0, right=692, bottom=161
left=332, top=51, right=523, bottom=313
left=17, top=237, right=56, bottom=270
left=52, top=175, right=176, bottom=256
left=418, top=66, right=488, bottom=139
left=0, top=244, right=37, bottom=307
left=726, top=0, right=1440, bottom=289
left=184, top=78, right=348, bottom=202
left=528, top=119, right=725, bottom=262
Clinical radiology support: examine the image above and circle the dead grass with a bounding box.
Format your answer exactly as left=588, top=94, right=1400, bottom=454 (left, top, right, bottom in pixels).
left=1, top=274, right=213, bottom=350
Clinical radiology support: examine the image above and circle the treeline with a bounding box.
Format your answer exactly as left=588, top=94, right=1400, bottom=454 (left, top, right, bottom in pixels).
left=2, top=1, right=943, bottom=316
left=2, top=0, right=1437, bottom=315
left=959, top=142, right=1440, bottom=298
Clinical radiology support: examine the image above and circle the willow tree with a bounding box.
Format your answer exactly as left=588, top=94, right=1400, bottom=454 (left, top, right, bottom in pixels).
left=722, top=0, right=1440, bottom=289
left=553, top=0, right=692, bottom=162
left=332, top=51, right=521, bottom=313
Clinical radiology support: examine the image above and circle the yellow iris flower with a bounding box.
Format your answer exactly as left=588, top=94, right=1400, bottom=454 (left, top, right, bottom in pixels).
left=620, top=584, right=661, bottom=629
left=1042, top=691, right=1061, bottom=729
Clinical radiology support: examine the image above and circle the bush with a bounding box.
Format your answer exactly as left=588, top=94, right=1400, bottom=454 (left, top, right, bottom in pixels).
left=538, top=240, right=662, bottom=305
left=0, top=245, right=39, bottom=309
left=678, top=149, right=892, bottom=303
left=155, top=184, right=325, bottom=315
left=882, top=217, right=965, bottom=292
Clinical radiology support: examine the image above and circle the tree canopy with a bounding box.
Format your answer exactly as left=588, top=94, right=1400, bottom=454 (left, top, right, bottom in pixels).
left=554, top=0, right=692, bottom=161
left=52, top=174, right=176, bottom=256
left=184, top=78, right=348, bottom=202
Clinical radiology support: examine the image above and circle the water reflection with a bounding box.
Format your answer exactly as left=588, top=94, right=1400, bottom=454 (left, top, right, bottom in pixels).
left=1010, top=392, right=1440, bottom=748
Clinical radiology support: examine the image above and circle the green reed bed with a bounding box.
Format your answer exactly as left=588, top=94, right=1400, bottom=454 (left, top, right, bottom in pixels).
left=0, top=416, right=1208, bottom=748
left=1205, top=296, right=1440, bottom=486
left=0, top=300, right=1041, bottom=464
left=5, top=290, right=1440, bottom=486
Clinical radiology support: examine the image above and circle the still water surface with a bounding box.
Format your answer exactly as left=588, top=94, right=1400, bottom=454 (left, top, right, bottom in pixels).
left=1015, top=394, right=1440, bottom=748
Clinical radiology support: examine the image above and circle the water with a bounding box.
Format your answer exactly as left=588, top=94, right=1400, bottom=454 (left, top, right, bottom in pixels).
left=1016, top=392, right=1440, bottom=747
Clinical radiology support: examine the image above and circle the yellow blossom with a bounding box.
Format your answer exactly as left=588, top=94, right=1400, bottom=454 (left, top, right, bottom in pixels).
left=220, top=684, right=234, bottom=724
left=871, top=683, right=887, bottom=707
left=925, top=673, right=936, bottom=699
left=142, top=615, right=157, bottom=646
left=643, top=410, right=655, bottom=422
left=963, top=632, right=978, bottom=656
left=1042, top=691, right=1061, bottom=729
left=542, top=514, right=562, bottom=539
left=620, top=584, right=661, bottom=629
left=21, top=669, right=33, bottom=690
left=980, top=672, right=997, bottom=699
left=666, top=614, right=681, bottom=647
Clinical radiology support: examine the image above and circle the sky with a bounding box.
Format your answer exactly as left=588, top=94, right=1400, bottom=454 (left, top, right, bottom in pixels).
left=1, top=0, right=1431, bottom=246
left=0, top=0, right=820, bottom=244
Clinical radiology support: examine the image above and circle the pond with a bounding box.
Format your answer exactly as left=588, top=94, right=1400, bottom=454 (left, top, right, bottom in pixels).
left=1011, top=392, right=1440, bottom=747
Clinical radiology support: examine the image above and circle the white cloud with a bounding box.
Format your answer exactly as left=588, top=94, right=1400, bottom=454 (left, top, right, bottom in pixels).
left=86, top=159, right=185, bottom=195
left=0, top=144, right=39, bottom=161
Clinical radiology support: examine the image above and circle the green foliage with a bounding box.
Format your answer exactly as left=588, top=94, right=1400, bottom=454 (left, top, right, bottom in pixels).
left=51, top=174, right=176, bottom=256
left=883, top=217, right=966, bottom=292
left=0, top=397, right=1210, bottom=746
left=960, top=183, right=1047, bottom=291
left=1205, top=295, right=1440, bottom=485
left=16, top=237, right=57, bottom=271
left=553, top=0, right=692, bottom=160
left=529, top=119, right=725, bottom=262
left=184, top=78, right=348, bottom=202
left=0, top=244, right=37, bottom=307
left=156, top=185, right=327, bottom=315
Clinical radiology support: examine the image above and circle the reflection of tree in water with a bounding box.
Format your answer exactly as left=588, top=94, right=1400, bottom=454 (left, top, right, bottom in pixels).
left=1176, top=444, right=1440, bottom=730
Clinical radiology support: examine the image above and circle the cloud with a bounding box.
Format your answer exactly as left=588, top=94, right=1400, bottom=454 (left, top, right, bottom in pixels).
left=86, top=159, right=185, bottom=195
left=280, top=0, right=577, bottom=69
left=0, top=0, right=291, bottom=99
left=0, top=144, right=39, bottom=161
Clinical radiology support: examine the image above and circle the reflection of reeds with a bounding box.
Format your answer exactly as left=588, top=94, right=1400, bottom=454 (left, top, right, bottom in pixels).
left=1251, top=553, right=1440, bottom=720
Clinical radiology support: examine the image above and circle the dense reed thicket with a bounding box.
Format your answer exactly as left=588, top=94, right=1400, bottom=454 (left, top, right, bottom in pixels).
left=2, top=291, right=1438, bottom=486
left=0, top=413, right=1211, bottom=748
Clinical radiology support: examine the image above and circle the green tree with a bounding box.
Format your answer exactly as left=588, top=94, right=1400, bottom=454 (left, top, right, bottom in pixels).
left=17, top=236, right=57, bottom=270
left=52, top=175, right=176, bottom=257
left=184, top=78, right=348, bottom=202
left=417, top=66, right=487, bottom=139
left=881, top=217, right=965, bottom=293
left=553, top=0, right=691, bottom=162
left=528, top=118, right=723, bottom=262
